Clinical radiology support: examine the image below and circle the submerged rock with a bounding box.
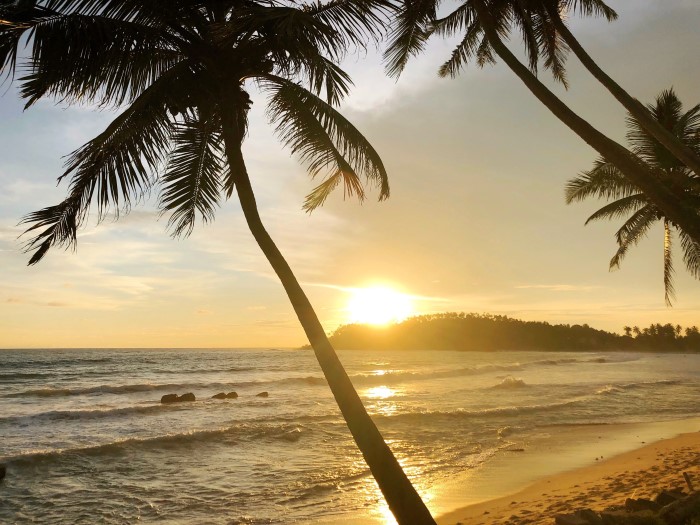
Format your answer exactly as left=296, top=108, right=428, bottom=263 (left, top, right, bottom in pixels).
left=256, top=391, right=269, bottom=398
left=0, top=463, right=6, bottom=480
left=212, top=392, right=227, bottom=400
left=226, top=392, right=238, bottom=399
left=178, top=393, right=195, bottom=402
left=161, top=393, right=179, bottom=404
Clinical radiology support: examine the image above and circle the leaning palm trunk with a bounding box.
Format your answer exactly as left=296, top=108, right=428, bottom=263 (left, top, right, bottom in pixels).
left=543, top=4, right=700, bottom=177
left=471, top=0, right=700, bottom=245
left=219, top=103, right=437, bottom=525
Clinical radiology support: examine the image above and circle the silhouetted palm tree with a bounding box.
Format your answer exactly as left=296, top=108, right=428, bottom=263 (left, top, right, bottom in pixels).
left=565, top=89, right=700, bottom=306
left=534, top=1, right=700, bottom=178
left=384, top=0, right=700, bottom=245
left=0, top=1, right=435, bottom=523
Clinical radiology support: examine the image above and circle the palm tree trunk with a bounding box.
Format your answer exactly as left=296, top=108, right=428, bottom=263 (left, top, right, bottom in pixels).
left=543, top=4, right=700, bottom=177
left=218, top=99, right=436, bottom=525
left=471, top=0, right=700, bottom=245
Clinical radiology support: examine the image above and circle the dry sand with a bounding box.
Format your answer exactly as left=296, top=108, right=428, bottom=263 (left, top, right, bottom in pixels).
left=436, top=431, right=700, bottom=525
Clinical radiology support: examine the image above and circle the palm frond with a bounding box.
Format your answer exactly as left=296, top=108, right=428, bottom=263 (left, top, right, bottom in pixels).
left=663, top=220, right=675, bottom=306
left=19, top=63, right=180, bottom=264
left=0, top=2, right=57, bottom=81
left=431, top=2, right=472, bottom=37
left=609, top=205, right=655, bottom=270
left=384, top=0, right=437, bottom=78
left=159, top=116, right=224, bottom=237
left=20, top=176, right=92, bottom=265
left=565, top=159, right=637, bottom=203
left=564, top=0, right=617, bottom=21
left=511, top=0, right=540, bottom=75
left=437, top=21, right=481, bottom=78
left=305, top=0, right=393, bottom=47
left=303, top=55, right=353, bottom=106
left=532, top=9, right=569, bottom=87
left=17, top=13, right=181, bottom=108
left=584, top=194, right=648, bottom=225
left=679, top=229, right=700, bottom=279
left=260, top=74, right=388, bottom=211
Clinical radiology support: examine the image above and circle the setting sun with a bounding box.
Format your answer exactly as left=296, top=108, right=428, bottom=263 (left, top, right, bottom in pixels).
left=346, top=286, right=414, bottom=326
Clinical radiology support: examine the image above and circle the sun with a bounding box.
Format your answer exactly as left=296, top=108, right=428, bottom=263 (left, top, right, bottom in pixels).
left=346, top=286, right=413, bottom=326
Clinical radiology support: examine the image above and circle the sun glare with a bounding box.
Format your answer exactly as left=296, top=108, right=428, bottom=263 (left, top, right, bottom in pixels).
left=346, top=286, right=413, bottom=326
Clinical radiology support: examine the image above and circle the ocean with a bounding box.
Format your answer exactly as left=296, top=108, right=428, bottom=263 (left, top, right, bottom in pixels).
left=0, top=349, right=698, bottom=524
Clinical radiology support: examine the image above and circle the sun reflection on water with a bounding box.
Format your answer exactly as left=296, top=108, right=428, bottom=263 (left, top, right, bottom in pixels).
left=365, top=386, right=395, bottom=399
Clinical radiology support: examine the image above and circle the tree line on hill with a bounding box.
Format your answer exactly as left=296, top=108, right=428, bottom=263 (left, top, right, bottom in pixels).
left=324, top=313, right=700, bottom=352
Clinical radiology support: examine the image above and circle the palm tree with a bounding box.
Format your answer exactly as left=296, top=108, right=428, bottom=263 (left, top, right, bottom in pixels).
left=384, top=0, right=700, bottom=245
left=565, top=89, right=700, bottom=306
left=0, top=1, right=435, bottom=523
left=464, top=0, right=700, bottom=178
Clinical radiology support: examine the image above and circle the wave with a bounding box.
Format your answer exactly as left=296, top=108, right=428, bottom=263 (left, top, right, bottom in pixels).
left=490, top=376, right=528, bottom=389
left=376, top=398, right=585, bottom=424
left=2, top=422, right=307, bottom=466
left=0, top=403, right=187, bottom=426
left=350, top=363, right=526, bottom=385
left=0, top=372, right=54, bottom=381
left=595, top=379, right=681, bottom=395
left=4, top=375, right=328, bottom=399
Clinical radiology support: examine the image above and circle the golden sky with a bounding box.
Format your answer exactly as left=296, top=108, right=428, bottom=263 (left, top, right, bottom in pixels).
left=1, top=0, right=699, bottom=348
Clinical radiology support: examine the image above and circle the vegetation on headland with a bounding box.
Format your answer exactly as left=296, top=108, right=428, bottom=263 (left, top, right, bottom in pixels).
left=319, top=313, right=700, bottom=352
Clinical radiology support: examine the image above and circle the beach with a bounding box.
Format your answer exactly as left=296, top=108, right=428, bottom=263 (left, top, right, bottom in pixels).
left=1, top=348, right=698, bottom=524
left=437, top=430, right=700, bottom=525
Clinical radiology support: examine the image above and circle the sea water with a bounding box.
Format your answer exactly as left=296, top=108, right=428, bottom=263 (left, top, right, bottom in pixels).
left=0, top=349, right=698, bottom=524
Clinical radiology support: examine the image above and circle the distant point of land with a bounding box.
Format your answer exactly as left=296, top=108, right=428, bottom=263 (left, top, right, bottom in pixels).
left=305, top=313, right=700, bottom=352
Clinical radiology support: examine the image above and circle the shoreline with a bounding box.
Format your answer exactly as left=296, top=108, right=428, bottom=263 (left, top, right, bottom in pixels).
left=435, top=423, right=700, bottom=525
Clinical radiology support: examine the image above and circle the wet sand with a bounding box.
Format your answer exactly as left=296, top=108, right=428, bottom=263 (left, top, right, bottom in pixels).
left=436, top=430, right=699, bottom=525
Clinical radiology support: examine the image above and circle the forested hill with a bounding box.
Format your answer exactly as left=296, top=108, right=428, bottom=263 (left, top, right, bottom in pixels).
left=322, top=313, right=700, bottom=352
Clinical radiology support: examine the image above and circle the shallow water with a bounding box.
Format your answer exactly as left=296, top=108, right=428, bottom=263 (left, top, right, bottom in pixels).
left=0, top=349, right=698, bottom=524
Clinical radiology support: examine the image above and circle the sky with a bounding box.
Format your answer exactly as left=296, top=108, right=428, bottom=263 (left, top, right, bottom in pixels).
left=1, top=0, right=699, bottom=348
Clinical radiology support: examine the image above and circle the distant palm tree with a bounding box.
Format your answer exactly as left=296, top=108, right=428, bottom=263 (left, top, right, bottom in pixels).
left=384, top=0, right=700, bottom=245
left=0, top=1, right=434, bottom=523
left=565, top=89, right=700, bottom=306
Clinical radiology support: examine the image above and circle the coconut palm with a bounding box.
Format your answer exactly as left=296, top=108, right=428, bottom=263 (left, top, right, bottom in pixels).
left=534, top=0, right=700, bottom=178
left=0, top=1, right=435, bottom=523
left=384, top=0, right=700, bottom=245
left=565, top=89, right=700, bottom=306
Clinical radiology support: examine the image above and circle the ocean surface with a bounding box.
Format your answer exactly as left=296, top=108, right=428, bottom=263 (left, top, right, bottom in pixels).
left=0, top=349, right=698, bottom=524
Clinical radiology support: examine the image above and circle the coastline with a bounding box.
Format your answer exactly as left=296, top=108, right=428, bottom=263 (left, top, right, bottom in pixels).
left=434, top=420, right=700, bottom=525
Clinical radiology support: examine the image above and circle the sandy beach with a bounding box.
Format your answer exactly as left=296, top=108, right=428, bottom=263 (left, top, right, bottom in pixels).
left=437, top=430, right=700, bottom=525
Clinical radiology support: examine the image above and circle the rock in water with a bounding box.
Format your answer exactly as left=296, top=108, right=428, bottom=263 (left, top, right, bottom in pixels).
left=161, top=393, right=179, bottom=404
left=256, top=391, right=269, bottom=398
left=226, top=392, right=238, bottom=399
left=0, top=463, right=6, bottom=480
left=178, top=393, right=195, bottom=402
left=212, top=392, right=227, bottom=400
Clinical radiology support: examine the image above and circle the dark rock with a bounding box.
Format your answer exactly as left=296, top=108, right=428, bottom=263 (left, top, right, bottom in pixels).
left=579, top=509, right=603, bottom=524
left=625, top=498, right=661, bottom=513
left=555, top=512, right=590, bottom=525
left=655, top=489, right=686, bottom=507
left=177, top=393, right=195, bottom=402
left=256, top=391, right=269, bottom=397
left=212, top=392, right=227, bottom=400
left=161, top=393, right=179, bottom=404
left=599, top=509, right=659, bottom=525
left=0, top=463, right=6, bottom=480
left=225, top=392, right=238, bottom=399
left=658, top=491, right=700, bottom=525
